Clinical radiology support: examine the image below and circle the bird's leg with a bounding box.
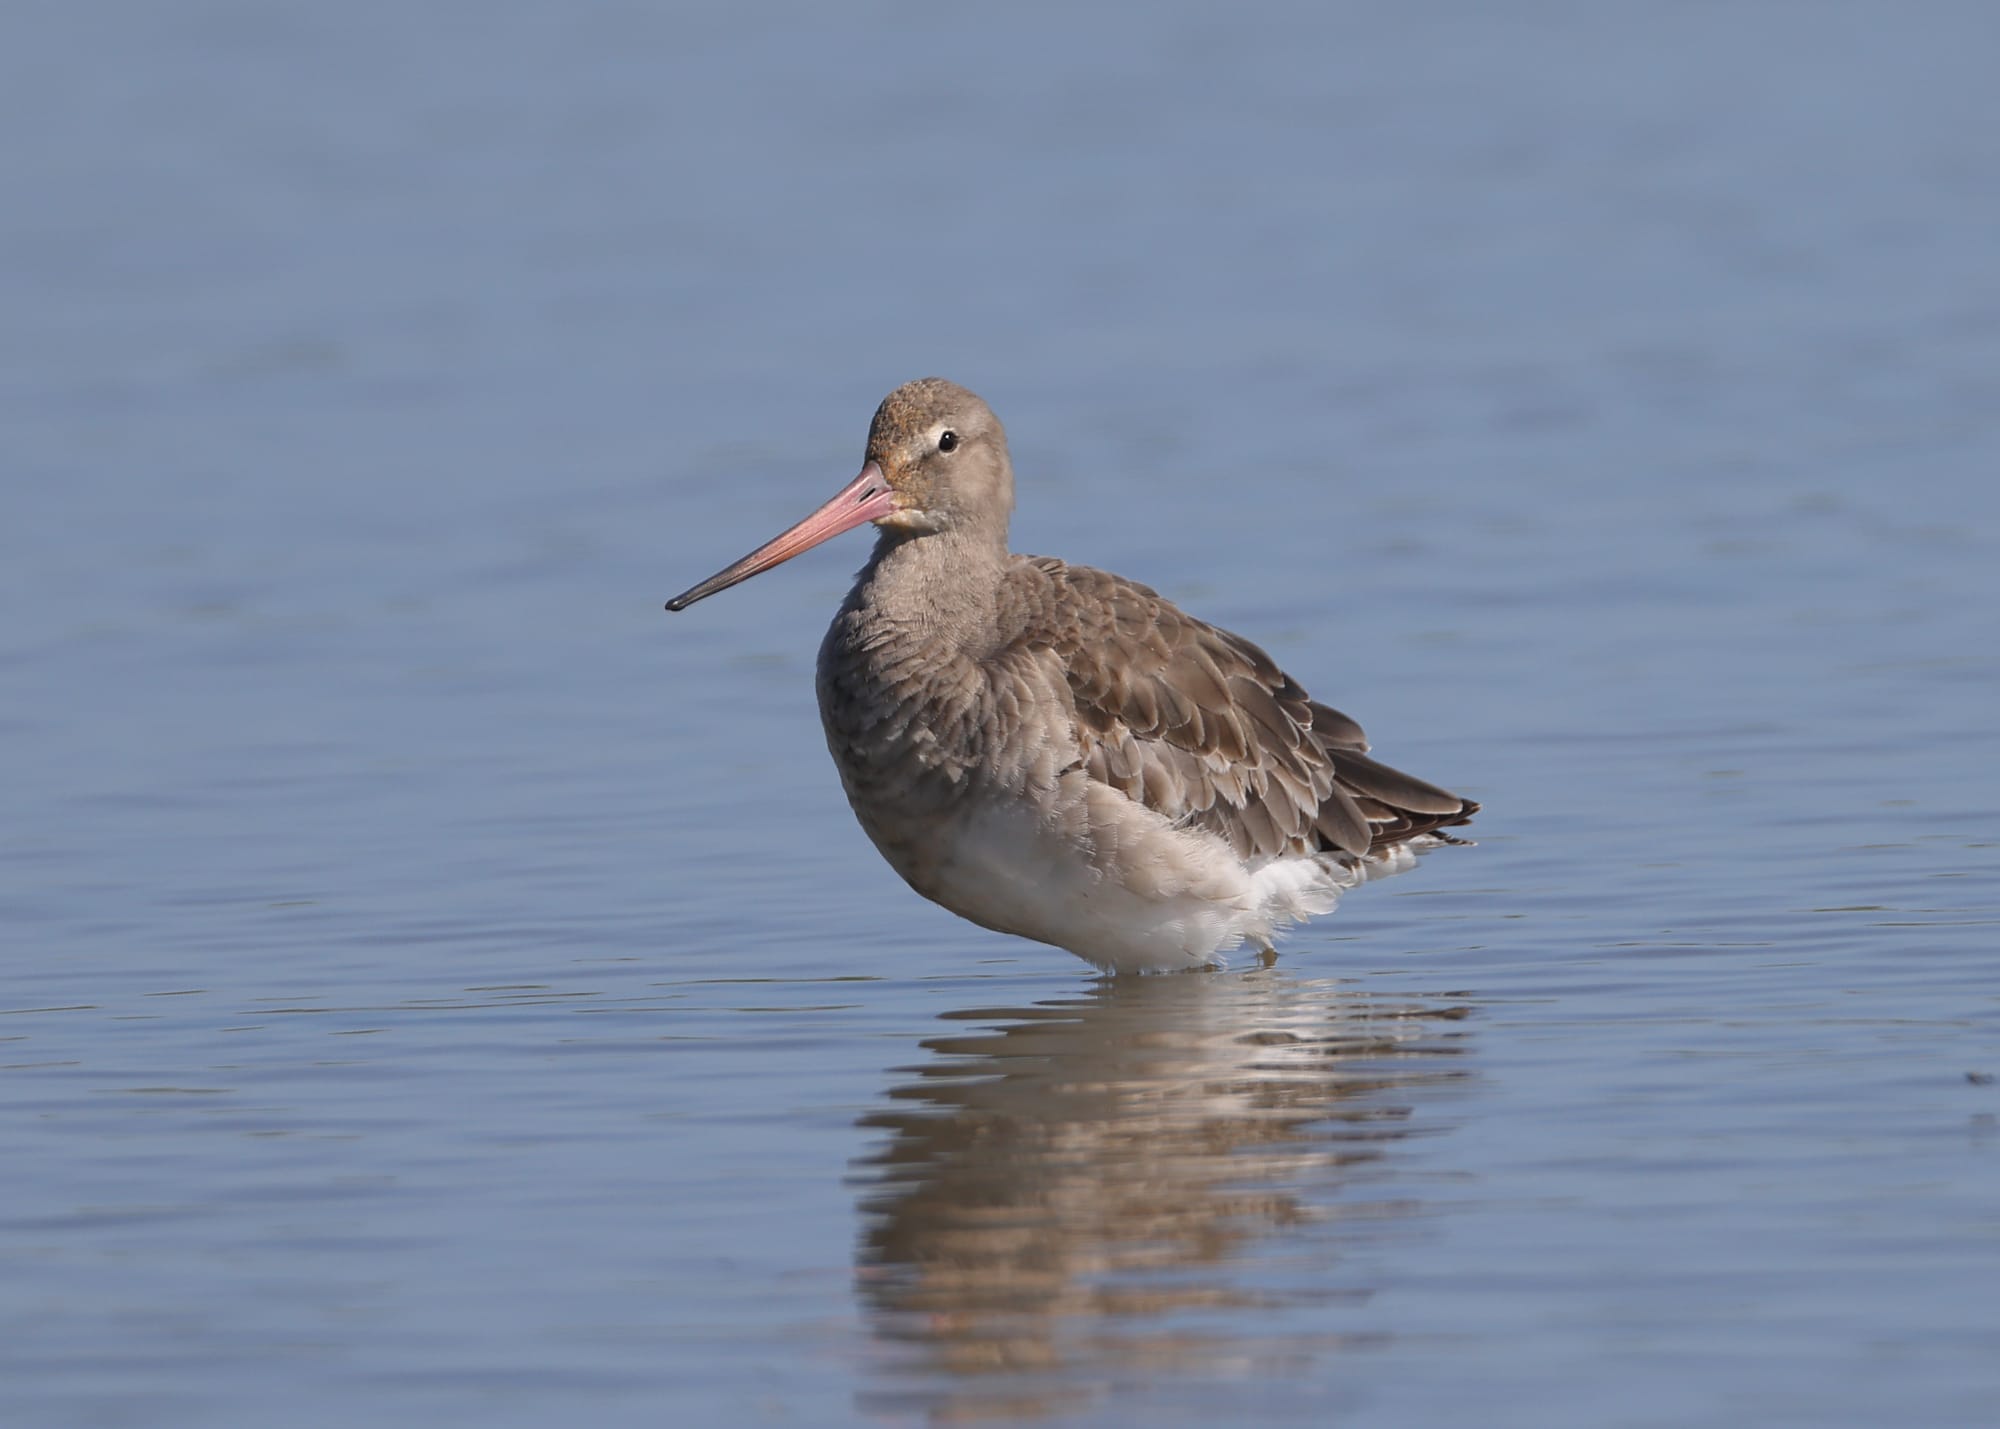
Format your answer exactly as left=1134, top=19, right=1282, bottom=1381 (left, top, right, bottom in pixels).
left=1255, top=945, right=1279, bottom=968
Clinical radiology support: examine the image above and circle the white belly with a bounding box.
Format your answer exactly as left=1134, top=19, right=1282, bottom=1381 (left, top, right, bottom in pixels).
left=889, top=782, right=1376, bottom=974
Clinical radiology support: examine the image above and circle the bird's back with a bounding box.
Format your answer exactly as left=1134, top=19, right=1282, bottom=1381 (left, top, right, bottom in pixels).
left=990, top=554, right=1478, bottom=862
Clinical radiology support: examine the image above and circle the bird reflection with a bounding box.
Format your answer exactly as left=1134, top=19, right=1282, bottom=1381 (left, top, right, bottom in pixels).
left=852, top=969, right=1473, bottom=1420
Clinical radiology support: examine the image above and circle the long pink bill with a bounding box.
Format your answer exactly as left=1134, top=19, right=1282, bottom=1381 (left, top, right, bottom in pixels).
left=665, top=462, right=898, bottom=612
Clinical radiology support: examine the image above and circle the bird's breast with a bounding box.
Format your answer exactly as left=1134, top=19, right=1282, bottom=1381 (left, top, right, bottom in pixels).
left=815, top=613, right=1080, bottom=894
left=816, top=621, right=989, bottom=811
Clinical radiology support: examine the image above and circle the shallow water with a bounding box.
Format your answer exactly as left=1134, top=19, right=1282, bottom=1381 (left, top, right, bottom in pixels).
left=5, top=2, right=1999, bottom=1425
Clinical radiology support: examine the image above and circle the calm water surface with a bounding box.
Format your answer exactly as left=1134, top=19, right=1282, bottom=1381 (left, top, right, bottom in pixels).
left=4, top=3, right=1998, bottom=1426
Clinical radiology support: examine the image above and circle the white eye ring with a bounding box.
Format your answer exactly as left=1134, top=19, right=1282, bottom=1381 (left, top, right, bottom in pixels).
left=937, top=430, right=959, bottom=453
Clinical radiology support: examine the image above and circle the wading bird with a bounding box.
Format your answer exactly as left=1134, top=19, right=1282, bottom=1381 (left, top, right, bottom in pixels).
left=667, top=379, right=1476, bottom=972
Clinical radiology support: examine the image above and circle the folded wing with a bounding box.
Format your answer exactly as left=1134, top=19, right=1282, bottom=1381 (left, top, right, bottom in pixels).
left=1005, top=557, right=1476, bottom=862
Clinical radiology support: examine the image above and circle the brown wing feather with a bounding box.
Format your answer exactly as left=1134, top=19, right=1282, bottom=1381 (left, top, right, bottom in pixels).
left=1002, top=557, right=1476, bottom=861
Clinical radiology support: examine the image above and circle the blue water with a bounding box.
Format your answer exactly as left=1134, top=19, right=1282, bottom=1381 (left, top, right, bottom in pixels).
left=5, top=3, right=1998, bottom=1425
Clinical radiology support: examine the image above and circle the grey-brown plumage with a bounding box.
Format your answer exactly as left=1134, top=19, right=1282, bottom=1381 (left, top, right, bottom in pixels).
left=668, top=377, right=1477, bottom=972
left=1007, top=557, right=1475, bottom=861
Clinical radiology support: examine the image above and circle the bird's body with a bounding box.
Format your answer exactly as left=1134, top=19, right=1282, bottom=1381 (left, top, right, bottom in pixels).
left=668, top=379, right=1477, bottom=973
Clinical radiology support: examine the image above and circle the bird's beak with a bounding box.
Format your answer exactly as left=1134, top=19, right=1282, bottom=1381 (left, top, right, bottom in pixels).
left=666, top=462, right=899, bottom=611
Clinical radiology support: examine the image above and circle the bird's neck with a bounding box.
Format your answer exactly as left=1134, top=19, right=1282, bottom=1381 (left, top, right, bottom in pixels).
left=852, top=525, right=1010, bottom=651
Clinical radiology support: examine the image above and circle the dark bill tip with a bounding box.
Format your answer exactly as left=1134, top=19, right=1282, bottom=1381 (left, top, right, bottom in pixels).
left=663, top=462, right=897, bottom=615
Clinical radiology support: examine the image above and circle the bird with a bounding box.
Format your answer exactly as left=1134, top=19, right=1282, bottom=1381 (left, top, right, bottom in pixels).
left=666, top=378, right=1477, bottom=973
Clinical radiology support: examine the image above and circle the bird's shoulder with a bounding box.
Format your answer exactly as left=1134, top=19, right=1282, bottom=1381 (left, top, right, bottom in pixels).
left=995, top=553, right=1366, bottom=747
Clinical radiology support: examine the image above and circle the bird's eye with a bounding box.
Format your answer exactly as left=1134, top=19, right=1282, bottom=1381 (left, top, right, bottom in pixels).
left=937, top=430, right=959, bottom=453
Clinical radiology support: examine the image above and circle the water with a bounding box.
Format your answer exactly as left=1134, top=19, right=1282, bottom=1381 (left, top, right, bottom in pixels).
left=4, top=3, right=1998, bottom=1425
